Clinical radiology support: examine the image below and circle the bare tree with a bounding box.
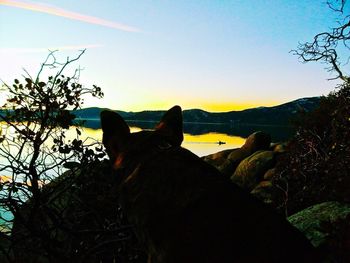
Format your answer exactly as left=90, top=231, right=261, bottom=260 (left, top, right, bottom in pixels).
left=292, top=0, right=349, bottom=81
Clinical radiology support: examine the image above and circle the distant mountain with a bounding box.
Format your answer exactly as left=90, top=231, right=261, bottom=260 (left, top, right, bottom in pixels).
left=71, top=107, right=132, bottom=119
left=72, top=97, right=320, bottom=126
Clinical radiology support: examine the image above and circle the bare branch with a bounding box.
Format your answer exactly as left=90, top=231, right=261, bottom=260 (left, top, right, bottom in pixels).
left=293, top=0, right=350, bottom=81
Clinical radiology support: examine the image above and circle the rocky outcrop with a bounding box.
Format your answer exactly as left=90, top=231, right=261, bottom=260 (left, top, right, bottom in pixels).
left=202, top=148, right=233, bottom=168
left=241, top=131, right=271, bottom=153
left=231, top=150, right=276, bottom=190
left=289, top=201, right=350, bottom=262
left=203, top=131, right=273, bottom=178
left=204, top=132, right=350, bottom=262
left=203, top=131, right=284, bottom=204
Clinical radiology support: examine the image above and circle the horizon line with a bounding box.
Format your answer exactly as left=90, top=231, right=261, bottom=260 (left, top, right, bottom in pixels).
left=77, top=96, right=319, bottom=113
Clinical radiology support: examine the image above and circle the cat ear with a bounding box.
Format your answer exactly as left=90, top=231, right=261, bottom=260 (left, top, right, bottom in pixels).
left=100, top=110, right=130, bottom=161
left=155, top=105, right=183, bottom=146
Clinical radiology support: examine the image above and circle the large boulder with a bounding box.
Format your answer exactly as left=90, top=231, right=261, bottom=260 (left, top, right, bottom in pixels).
left=223, top=131, right=272, bottom=176
left=202, top=148, right=234, bottom=168
left=241, top=131, right=271, bottom=154
left=271, top=142, right=288, bottom=153
left=231, top=150, right=276, bottom=191
left=288, top=201, right=350, bottom=262
left=202, top=131, right=272, bottom=177
left=263, top=168, right=277, bottom=181
left=217, top=148, right=251, bottom=176
left=250, top=180, right=282, bottom=206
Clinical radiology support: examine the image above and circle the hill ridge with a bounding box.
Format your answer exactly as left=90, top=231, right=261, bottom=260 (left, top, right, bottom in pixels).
left=72, top=96, right=320, bottom=126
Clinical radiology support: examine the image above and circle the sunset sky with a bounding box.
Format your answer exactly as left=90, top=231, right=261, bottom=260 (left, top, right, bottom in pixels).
left=0, top=0, right=345, bottom=111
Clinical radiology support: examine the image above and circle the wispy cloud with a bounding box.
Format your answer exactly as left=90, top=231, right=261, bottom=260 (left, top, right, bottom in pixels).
left=0, top=0, right=141, bottom=32
left=0, top=44, right=104, bottom=53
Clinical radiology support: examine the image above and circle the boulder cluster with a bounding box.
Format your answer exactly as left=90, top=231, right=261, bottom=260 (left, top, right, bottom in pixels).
left=203, top=131, right=284, bottom=206
left=203, top=131, right=350, bottom=262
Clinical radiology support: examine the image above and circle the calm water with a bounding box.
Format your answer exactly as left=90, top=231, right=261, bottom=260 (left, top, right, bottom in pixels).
left=81, top=119, right=294, bottom=156
left=80, top=125, right=246, bottom=157
left=0, top=120, right=294, bottom=179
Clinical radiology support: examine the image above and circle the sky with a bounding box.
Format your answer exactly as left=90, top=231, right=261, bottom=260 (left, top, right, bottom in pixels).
left=0, top=0, right=346, bottom=112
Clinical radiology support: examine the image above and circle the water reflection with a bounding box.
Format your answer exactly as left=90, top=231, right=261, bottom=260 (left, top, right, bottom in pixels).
left=182, top=132, right=245, bottom=157
left=0, top=120, right=294, bottom=159
left=79, top=120, right=294, bottom=157
left=82, top=119, right=294, bottom=138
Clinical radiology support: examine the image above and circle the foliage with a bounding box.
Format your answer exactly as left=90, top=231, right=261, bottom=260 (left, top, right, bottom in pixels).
left=0, top=50, right=146, bottom=262
left=0, top=50, right=103, bottom=211
left=275, top=81, right=350, bottom=216
left=272, top=0, right=350, bottom=217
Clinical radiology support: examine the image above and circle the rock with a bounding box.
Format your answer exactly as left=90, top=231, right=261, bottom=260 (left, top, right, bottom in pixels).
left=251, top=180, right=284, bottom=206
left=216, top=148, right=251, bottom=176
left=271, top=142, right=288, bottom=153
left=288, top=201, right=350, bottom=262
left=227, top=148, right=251, bottom=163
left=231, top=150, right=276, bottom=191
left=203, top=131, right=273, bottom=178
left=251, top=180, right=274, bottom=204
left=242, top=131, right=271, bottom=154
left=202, top=148, right=235, bottom=168
left=263, top=168, right=277, bottom=180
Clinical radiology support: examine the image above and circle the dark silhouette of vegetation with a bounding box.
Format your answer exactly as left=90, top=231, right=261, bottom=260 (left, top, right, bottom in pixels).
left=275, top=82, right=350, bottom=215
left=275, top=0, right=350, bottom=217
left=0, top=51, right=146, bottom=262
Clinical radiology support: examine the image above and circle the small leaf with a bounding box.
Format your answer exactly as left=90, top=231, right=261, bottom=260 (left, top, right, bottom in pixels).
left=38, top=82, right=46, bottom=88
left=63, top=161, right=80, bottom=169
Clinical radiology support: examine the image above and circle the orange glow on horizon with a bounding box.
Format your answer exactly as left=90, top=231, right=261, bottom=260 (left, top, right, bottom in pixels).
left=181, top=97, right=283, bottom=112
left=106, top=100, right=282, bottom=113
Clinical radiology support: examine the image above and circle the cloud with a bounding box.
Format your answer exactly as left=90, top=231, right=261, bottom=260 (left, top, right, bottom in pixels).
left=0, top=44, right=104, bottom=53
left=0, top=0, right=141, bottom=32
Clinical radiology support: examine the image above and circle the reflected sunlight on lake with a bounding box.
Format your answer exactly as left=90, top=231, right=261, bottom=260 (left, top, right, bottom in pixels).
left=79, top=126, right=245, bottom=157
left=183, top=132, right=245, bottom=156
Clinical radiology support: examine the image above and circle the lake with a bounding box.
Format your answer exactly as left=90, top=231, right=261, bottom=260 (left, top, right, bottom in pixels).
left=0, top=120, right=294, bottom=159
left=80, top=119, right=295, bottom=157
